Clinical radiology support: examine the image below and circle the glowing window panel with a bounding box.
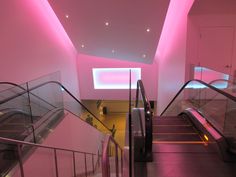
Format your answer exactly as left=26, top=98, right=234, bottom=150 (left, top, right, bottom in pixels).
left=92, top=68, right=141, bottom=89
left=186, top=66, right=229, bottom=89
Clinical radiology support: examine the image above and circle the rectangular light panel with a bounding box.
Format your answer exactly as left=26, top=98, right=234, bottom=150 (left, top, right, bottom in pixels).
left=92, top=68, right=141, bottom=89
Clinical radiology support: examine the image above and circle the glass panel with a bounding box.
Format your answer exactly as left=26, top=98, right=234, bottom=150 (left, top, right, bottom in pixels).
left=0, top=141, right=18, bottom=176
left=162, top=80, right=236, bottom=145
left=63, top=91, right=111, bottom=135
left=0, top=83, right=33, bottom=142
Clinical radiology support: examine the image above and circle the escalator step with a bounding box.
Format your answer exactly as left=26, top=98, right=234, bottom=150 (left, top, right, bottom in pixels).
left=153, top=133, right=202, bottom=141
left=153, top=125, right=196, bottom=134
left=152, top=142, right=217, bottom=153
left=153, top=116, right=191, bottom=126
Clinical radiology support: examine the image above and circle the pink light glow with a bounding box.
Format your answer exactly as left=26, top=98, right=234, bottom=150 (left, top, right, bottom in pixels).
left=155, top=0, right=194, bottom=59
left=23, top=0, right=77, bottom=56
left=92, top=68, right=141, bottom=89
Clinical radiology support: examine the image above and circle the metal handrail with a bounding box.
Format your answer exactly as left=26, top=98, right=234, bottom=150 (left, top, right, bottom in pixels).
left=160, top=79, right=236, bottom=116
left=0, top=136, right=98, bottom=177
left=0, top=81, right=112, bottom=133
left=102, top=135, right=123, bottom=177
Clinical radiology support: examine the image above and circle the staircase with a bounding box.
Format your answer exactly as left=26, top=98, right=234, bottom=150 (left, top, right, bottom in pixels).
left=134, top=114, right=236, bottom=177
left=153, top=115, right=202, bottom=143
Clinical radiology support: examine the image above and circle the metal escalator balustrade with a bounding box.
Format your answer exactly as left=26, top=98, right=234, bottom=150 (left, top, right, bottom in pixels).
left=160, top=79, right=236, bottom=155
left=133, top=79, right=236, bottom=177
left=132, top=80, right=153, bottom=162
left=0, top=81, right=113, bottom=137
left=0, top=80, right=116, bottom=176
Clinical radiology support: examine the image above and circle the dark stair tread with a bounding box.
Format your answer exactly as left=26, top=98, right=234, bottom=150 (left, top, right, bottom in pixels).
left=153, top=133, right=202, bottom=141
left=153, top=125, right=196, bottom=133
left=152, top=142, right=218, bottom=153
left=153, top=116, right=191, bottom=126
left=154, top=116, right=182, bottom=119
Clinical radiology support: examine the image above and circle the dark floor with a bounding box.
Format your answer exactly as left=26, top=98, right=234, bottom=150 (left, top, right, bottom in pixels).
left=134, top=115, right=236, bottom=177
left=135, top=151, right=236, bottom=177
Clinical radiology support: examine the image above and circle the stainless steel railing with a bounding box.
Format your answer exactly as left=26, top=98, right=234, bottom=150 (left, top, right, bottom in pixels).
left=0, top=136, right=100, bottom=177
left=102, top=134, right=123, bottom=177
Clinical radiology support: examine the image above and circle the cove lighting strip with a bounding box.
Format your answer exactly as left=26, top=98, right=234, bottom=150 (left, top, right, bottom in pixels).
left=92, top=68, right=141, bottom=89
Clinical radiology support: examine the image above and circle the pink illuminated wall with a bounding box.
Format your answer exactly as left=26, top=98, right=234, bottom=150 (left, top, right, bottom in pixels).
left=155, top=0, right=194, bottom=114
left=77, top=54, right=157, bottom=100
left=0, top=0, right=79, bottom=97
left=187, top=1, right=236, bottom=79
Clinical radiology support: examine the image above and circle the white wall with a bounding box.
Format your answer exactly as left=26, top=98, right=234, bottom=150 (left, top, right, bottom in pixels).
left=155, top=0, right=194, bottom=114
left=0, top=0, right=80, bottom=97
left=77, top=54, right=158, bottom=101
left=187, top=12, right=236, bottom=79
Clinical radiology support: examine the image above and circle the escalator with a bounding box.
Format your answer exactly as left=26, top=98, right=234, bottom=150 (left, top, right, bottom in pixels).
left=133, top=79, right=236, bottom=177
left=0, top=81, right=114, bottom=176
left=0, top=109, right=41, bottom=140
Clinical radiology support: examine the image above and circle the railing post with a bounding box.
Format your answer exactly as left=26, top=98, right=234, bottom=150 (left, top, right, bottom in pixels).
left=92, top=154, right=95, bottom=174
left=73, top=152, right=76, bottom=177
left=115, top=144, right=119, bottom=177
left=128, top=69, right=132, bottom=177
left=120, top=149, right=123, bottom=176
left=54, top=149, right=59, bottom=177
left=17, top=144, right=25, bottom=177
left=84, top=153, right=88, bottom=177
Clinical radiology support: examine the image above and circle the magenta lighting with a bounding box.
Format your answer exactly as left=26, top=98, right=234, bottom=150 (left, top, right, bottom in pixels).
left=92, top=68, right=141, bottom=89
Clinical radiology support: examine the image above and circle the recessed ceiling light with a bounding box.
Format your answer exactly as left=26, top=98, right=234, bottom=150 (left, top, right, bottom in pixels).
left=65, top=14, right=69, bottom=19
left=142, top=54, right=146, bottom=58
left=105, top=22, right=109, bottom=26
left=146, top=28, right=150, bottom=32
left=81, top=44, right=85, bottom=48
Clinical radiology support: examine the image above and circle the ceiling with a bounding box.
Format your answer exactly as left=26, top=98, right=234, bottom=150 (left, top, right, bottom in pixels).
left=189, top=0, right=236, bottom=15
left=48, top=0, right=170, bottom=64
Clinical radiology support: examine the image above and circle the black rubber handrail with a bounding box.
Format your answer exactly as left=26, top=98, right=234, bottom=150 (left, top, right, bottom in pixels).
left=0, top=81, right=112, bottom=133
left=0, top=82, right=56, bottom=109
left=160, top=79, right=236, bottom=116
left=0, top=82, right=26, bottom=91
left=135, top=80, right=153, bottom=160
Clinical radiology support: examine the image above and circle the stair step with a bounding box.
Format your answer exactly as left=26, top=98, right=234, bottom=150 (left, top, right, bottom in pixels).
left=152, top=142, right=218, bottom=153
left=153, top=116, right=191, bottom=126
left=153, top=133, right=202, bottom=141
left=153, top=125, right=195, bottom=133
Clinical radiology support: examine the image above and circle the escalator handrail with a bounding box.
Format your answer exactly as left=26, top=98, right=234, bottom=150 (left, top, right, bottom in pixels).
left=0, top=82, right=26, bottom=91
left=0, top=81, right=112, bottom=133
left=0, top=82, right=56, bottom=109
left=135, top=80, right=152, bottom=112
left=135, top=80, right=153, bottom=158
left=160, top=79, right=236, bottom=116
